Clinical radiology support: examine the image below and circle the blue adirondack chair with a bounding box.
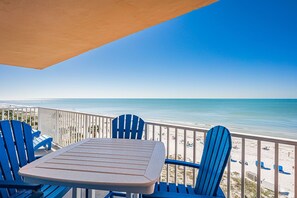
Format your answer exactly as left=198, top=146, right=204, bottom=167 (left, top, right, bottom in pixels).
left=0, top=120, right=70, bottom=198
left=111, top=114, right=145, bottom=140
left=32, top=131, right=53, bottom=151
left=255, top=161, right=271, bottom=170
left=273, top=165, right=291, bottom=175
left=105, top=114, right=145, bottom=198
left=143, top=126, right=232, bottom=198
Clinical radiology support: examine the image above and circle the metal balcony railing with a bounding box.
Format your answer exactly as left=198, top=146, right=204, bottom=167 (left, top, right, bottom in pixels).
left=1, top=106, right=296, bottom=198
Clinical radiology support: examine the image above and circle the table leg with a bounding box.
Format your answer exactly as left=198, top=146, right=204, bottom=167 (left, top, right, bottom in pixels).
left=72, top=188, right=77, bottom=198
left=85, top=189, right=89, bottom=198
left=133, top=193, right=140, bottom=198
left=126, top=193, right=140, bottom=198
left=86, top=189, right=94, bottom=198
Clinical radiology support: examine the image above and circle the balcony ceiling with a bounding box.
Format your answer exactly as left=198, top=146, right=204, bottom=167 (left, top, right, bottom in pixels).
left=0, top=0, right=216, bottom=69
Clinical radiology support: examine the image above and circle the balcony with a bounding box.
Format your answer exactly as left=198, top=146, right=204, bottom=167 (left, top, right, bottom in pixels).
left=0, top=106, right=296, bottom=198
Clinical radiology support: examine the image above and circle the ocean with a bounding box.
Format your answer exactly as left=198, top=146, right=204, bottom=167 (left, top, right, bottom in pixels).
left=1, top=99, right=296, bottom=139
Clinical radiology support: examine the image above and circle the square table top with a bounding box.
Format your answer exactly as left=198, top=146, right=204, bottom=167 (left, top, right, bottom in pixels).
left=19, top=138, right=165, bottom=194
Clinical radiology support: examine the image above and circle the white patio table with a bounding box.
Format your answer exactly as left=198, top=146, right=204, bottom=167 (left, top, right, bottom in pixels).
left=19, top=138, right=165, bottom=198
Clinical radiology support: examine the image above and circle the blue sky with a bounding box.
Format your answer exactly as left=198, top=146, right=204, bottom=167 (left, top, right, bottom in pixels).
left=0, top=0, right=296, bottom=99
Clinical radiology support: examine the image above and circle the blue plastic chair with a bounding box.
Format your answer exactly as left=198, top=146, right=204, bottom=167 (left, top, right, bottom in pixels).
left=255, top=161, right=271, bottom=170
left=143, top=126, right=232, bottom=198
left=105, top=114, right=145, bottom=198
left=32, top=131, right=53, bottom=151
left=0, top=120, right=70, bottom=198
left=273, top=165, right=291, bottom=175
left=112, top=114, right=145, bottom=140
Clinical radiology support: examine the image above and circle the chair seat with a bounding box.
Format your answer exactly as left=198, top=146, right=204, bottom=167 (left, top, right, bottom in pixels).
left=143, top=182, right=225, bottom=198
left=33, top=135, right=53, bottom=151
left=12, top=185, right=70, bottom=198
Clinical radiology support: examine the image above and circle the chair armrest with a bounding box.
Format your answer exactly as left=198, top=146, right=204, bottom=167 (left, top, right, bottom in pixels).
left=165, top=159, right=200, bottom=169
left=32, top=130, right=41, bottom=138
left=0, top=181, right=41, bottom=191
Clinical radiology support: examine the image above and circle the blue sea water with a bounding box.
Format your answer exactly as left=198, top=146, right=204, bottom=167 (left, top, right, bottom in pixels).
left=1, top=99, right=297, bottom=139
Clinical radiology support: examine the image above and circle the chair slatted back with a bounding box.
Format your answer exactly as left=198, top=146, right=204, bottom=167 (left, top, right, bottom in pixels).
left=0, top=120, right=36, bottom=197
left=112, top=114, right=144, bottom=139
left=195, top=126, right=232, bottom=196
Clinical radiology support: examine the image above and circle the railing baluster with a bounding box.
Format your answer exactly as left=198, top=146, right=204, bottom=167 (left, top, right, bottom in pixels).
left=175, top=127, right=177, bottom=184
left=153, top=125, right=155, bottom=141
left=99, top=117, right=102, bottom=138
left=105, top=117, right=107, bottom=138
left=29, top=108, right=32, bottom=125
left=257, top=140, right=261, bottom=198
left=274, top=142, right=279, bottom=198
left=79, top=114, right=82, bottom=140
left=241, top=138, right=245, bottom=198
left=17, top=108, right=20, bottom=121
left=1, top=108, right=4, bottom=120
left=184, top=129, right=186, bottom=185
left=65, top=112, right=71, bottom=145
left=25, top=107, right=28, bottom=123
left=85, top=115, right=88, bottom=138
left=55, top=110, right=59, bottom=144
left=159, top=125, right=162, bottom=142
left=166, top=126, right=169, bottom=183
left=227, top=159, right=231, bottom=198
left=95, top=116, right=98, bottom=138
left=92, top=116, right=95, bottom=138
left=295, top=145, right=297, bottom=198
left=64, top=112, right=67, bottom=145
left=74, top=113, right=77, bottom=142
left=144, top=124, right=148, bottom=140
left=227, top=160, right=231, bottom=198
left=193, top=130, right=197, bottom=186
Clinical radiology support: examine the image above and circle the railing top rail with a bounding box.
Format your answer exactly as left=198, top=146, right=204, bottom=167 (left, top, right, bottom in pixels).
left=38, top=107, right=115, bottom=119
left=147, top=121, right=297, bottom=145
left=146, top=121, right=209, bottom=132
left=231, top=131, right=297, bottom=145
